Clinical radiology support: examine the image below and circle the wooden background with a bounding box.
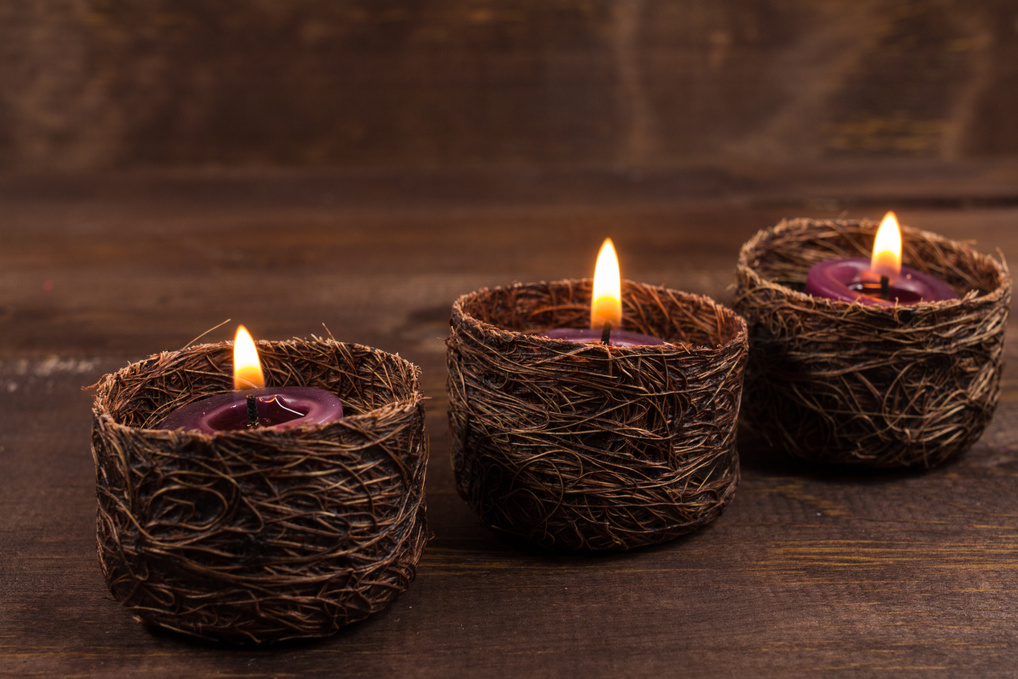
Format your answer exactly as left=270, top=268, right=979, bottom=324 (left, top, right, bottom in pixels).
left=3, top=1, right=1018, bottom=677
left=2, top=0, right=1018, bottom=171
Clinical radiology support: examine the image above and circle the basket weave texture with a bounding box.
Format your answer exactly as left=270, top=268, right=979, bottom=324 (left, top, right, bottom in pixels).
left=733, top=218, right=1010, bottom=468
left=447, top=279, right=748, bottom=551
left=91, top=338, right=428, bottom=643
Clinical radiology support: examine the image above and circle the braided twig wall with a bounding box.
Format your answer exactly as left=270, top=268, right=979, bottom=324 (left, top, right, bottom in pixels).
left=447, top=279, right=747, bottom=551
left=733, top=219, right=1009, bottom=468
left=91, top=338, right=428, bottom=643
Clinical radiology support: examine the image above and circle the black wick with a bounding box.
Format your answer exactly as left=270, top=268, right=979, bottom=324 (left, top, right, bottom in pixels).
left=246, top=394, right=259, bottom=428
left=600, top=322, right=612, bottom=345
left=880, top=275, right=890, bottom=299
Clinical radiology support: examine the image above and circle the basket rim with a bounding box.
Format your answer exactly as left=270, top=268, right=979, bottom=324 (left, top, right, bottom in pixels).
left=736, top=217, right=1011, bottom=309
left=93, top=336, right=424, bottom=439
left=451, top=277, right=748, bottom=354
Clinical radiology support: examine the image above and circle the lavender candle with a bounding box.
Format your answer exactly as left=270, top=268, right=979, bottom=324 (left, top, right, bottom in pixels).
left=804, top=212, right=958, bottom=306
left=158, top=325, right=343, bottom=433
left=543, top=238, right=664, bottom=346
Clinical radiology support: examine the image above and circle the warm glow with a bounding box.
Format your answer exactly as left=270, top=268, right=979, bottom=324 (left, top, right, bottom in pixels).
left=871, top=211, right=903, bottom=278
left=591, top=238, right=622, bottom=329
left=233, top=325, right=265, bottom=390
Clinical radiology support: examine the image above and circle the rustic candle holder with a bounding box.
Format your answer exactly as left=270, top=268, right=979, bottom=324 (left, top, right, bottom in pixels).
left=447, top=279, right=748, bottom=551
left=90, top=338, right=428, bottom=644
left=734, top=218, right=1010, bottom=468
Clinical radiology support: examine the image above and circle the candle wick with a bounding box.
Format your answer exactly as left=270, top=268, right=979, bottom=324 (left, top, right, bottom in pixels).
left=268, top=395, right=304, bottom=418
left=246, top=394, right=259, bottom=428
left=601, top=322, right=612, bottom=345
left=880, top=275, right=890, bottom=299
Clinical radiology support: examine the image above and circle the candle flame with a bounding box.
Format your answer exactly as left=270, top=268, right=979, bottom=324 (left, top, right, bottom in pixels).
left=871, top=211, right=902, bottom=279
left=233, top=325, right=265, bottom=390
left=591, top=238, right=622, bottom=330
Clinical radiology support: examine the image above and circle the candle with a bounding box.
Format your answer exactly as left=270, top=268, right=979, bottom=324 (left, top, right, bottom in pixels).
left=543, top=238, right=665, bottom=346
left=804, top=212, right=958, bottom=306
left=158, top=325, right=343, bottom=433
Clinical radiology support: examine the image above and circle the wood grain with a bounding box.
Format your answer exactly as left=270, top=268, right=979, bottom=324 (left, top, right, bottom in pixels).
left=2, top=163, right=1018, bottom=676
left=3, top=1, right=1018, bottom=171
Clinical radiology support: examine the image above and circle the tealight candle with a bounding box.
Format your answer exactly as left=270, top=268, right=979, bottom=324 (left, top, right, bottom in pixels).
left=543, top=238, right=665, bottom=346
left=158, top=325, right=343, bottom=433
left=804, top=212, right=958, bottom=305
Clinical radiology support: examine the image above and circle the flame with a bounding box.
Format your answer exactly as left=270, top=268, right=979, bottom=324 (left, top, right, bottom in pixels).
left=871, top=211, right=902, bottom=278
left=591, top=238, right=622, bottom=329
left=233, top=325, right=265, bottom=390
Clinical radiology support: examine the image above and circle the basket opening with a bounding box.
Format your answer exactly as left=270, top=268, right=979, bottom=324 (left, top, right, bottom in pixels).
left=459, top=279, right=744, bottom=349
left=99, top=340, right=418, bottom=429
left=744, top=220, right=1004, bottom=298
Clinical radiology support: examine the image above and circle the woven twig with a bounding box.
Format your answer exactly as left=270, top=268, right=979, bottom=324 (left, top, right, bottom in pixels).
left=90, top=338, right=428, bottom=643
left=733, top=218, right=1010, bottom=468
left=447, top=279, right=748, bottom=551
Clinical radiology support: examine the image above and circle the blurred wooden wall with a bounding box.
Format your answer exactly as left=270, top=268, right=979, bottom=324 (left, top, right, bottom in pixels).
left=2, top=0, right=1017, bottom=171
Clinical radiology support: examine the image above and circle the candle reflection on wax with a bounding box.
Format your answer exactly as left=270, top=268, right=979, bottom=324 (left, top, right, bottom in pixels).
left=543, top=238, right=664, bottom=346
left=803, top=212, right=958, bottom=306
left=158, top=325, right=343, bottom=434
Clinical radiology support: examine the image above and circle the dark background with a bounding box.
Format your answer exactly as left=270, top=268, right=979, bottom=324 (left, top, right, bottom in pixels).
left=3, top=0, right=1018, bottom=172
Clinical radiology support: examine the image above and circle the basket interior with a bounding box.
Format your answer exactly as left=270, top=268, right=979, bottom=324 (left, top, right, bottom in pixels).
left=99, top=340, right=419, bottom=429
left=742, top=220, right=1004, bottom=298
left=458, top=279, right=745, bottom=349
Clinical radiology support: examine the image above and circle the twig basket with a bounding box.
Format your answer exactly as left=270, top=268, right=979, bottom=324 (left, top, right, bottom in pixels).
left=447, top=279, right=748, bottom=551
left=90, top=338, right=428, bottom=644
left=734, top=218, right=1010, bottom=468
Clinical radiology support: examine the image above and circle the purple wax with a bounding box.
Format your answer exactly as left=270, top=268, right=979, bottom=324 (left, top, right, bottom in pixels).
left=804, top=258, right=958, bottom=306
left=158, top=386, right=343, bottom=434
left=543, top=328, right=665, bottom=347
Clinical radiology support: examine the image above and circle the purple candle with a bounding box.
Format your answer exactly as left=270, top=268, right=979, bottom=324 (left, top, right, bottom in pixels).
left=804, top=212, right=958, bottom=306
left=158, top=386, right=343, bottom=434
left=543, top=238, right=665, bottom=346
left=543, top=327, right=664, bottom=347
left=157, top=326, right=343, bottom=434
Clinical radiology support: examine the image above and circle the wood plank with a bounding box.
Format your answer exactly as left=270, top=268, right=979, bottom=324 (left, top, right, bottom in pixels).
left=3, top=2, right=1018, bottom=171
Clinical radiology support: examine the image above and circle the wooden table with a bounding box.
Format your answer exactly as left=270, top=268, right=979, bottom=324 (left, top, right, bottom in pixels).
left=3, top=161, right=1017, bottom=677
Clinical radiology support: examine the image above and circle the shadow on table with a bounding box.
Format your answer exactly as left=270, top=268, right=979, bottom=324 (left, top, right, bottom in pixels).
left=736, top=423, right=969, bottom=484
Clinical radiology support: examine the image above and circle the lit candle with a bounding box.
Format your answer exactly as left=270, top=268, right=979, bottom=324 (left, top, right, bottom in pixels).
left=543, top=238, right=664, bottom=346
left=804, top=212, right=958, bottom=305
left=158, top=325, right=343, bottom=433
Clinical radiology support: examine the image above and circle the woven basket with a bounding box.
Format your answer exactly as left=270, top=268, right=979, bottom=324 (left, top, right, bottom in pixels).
left=447, top=279, right=748, bottom=551
left=91, top=338, right=428, bottom=643
left=733, top=218, right=1010, bottom=468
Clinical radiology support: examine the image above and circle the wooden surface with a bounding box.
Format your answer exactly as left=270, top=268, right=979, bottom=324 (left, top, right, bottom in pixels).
left=3, top=161, right=1018, bottom=677
left=4, top=1, right=1018, bottom=171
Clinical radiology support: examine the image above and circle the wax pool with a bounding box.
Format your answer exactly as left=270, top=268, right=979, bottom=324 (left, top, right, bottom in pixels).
left=804, top=258, right=957, bottom=306
left=543, top=327, right=664, bottom=347
left=158, top=387, right=343, bottom=434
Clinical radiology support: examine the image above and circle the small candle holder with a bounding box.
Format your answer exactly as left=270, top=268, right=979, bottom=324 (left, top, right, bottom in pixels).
left=447, top=279, right=748, bottom=551
left=734, top=218, right=1010, bottom=468
left=90, top=337, right=428, bottom=644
